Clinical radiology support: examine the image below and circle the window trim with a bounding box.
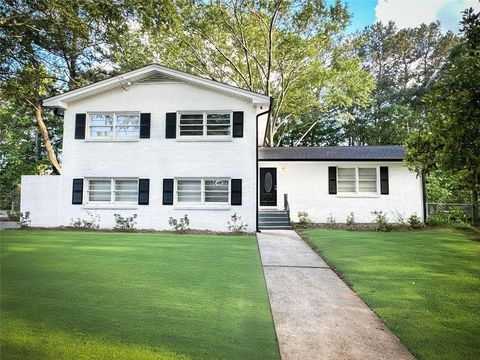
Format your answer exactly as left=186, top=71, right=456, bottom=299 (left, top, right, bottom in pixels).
left=175, top=177, right=231, bottom=206
left=86, top=112, right=141, bottom=140
left=336, top=166, right=379, bottom=195
left=177, top=111, right=233, bottom=140
left=84, top=178, right=139, bottom=205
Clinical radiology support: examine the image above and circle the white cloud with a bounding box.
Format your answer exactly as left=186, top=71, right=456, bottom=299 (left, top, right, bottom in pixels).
left=375, top=0, right=480, bottom=32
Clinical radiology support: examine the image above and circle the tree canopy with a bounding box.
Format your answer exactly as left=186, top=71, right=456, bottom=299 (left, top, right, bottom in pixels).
left=405, top=8, right=480, bottom=225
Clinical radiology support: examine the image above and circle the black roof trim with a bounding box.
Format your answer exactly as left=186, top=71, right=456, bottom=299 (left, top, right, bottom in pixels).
left=259, top=146, right=405, bottom=161
left=259, top=158, right=404, bottom=162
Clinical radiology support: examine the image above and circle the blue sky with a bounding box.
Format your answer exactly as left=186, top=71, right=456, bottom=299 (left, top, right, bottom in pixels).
left=331, top=0, right=480, bottom=33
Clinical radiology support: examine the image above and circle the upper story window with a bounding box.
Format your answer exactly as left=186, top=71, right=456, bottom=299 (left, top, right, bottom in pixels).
left=176, top=178, right=230, bottom=205
left=178, top=112, right=231, bottom=139
left=88, top=113, right=140, bottom=139
left=337, top=167, right=378, bottom=194
left=86, top=178, right=138, bottom=204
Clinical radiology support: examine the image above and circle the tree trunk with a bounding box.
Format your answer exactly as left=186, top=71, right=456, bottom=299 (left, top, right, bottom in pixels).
left=34, top=103, right=62, bottom=175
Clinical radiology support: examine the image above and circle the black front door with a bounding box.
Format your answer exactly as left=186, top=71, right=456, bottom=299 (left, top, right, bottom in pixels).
left=260, top=167, right=277, bottom=206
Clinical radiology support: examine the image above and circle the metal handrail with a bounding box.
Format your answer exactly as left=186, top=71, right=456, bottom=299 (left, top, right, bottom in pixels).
left=284, top=193, right=290, bottom=215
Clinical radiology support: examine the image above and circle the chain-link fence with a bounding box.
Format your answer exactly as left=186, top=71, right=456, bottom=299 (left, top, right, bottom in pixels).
left=426, top=203, right=479, bottom=224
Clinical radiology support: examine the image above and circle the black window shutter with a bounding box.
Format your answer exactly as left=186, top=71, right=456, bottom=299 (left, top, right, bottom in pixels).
left=328, top=167, right=337, bottom=194
left=233, top=112, right=244, bottom=138
left=140, top=113, right=151, bottom=138
left=165, top=113, right=176, bottom=138
left=75, top=114, right=86, bottom=139
left=231, top=179, right=242, bottom=205
left=380, top=166, right=389, bottom=194
left=72, top=178, right=83, bottom=204
left=163, top=179, right=174, bottom=205
left=138, top=179, right=150, bottom=205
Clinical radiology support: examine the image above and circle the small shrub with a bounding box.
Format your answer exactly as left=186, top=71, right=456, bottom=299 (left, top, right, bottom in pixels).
left=447, top=207, right=468, bottom=223
left=428, top=213, right=450, bottom=226
left=407, top=213, right=422, bottom=229
left=372, top=210, right=392, bottom=232
left=327, top=213, right=336, bottom=225
left=297, top=211, right=312, bottom=228
left=227, top=213, right=248, bottom=233
left=19, top=211, right=31, bottom=228
left=113, top=213, right=137, bottom=231
left=70, top=211, right=100, bottom=230
left=346, top=212, right=355, bottom=228
left=169, top=214, right=190, bottom=232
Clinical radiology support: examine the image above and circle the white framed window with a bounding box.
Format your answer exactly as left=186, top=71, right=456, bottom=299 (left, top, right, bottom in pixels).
left=178, top=112, right=231, bottom=139
left=176, top=178, right=230, bottom=205
left=88, top=113, right=140, bottom=139
left=86, top=178, right=138, bottom=204
left=337, top=167, right=378, bottom=194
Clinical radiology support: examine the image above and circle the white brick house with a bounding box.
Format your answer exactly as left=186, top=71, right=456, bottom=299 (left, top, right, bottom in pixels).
left=21, top=64, right=424, bottom=231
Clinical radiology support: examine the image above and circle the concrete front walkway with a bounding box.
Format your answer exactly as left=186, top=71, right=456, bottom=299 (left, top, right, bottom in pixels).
left=257, top=230, right=415, bottom=360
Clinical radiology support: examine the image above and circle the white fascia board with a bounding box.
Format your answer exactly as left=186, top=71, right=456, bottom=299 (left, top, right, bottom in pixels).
left=43, top=64, right=270, bottom=109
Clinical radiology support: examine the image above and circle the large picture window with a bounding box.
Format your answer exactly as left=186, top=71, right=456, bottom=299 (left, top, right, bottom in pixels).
left=86, top=178, right=138, bottom=204
left=337, top=167, right=378, bottom=194
left=178, top=112, right=231, bottom=139
left=176, top=178, right=230, bottom=205
left=88, top=113, right=140, bottom=139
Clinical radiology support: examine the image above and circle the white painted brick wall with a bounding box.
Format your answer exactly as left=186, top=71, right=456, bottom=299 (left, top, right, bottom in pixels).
left=21, top=175, right=63, bottom=227
left=21, top=82, right=261, bottom=231
left=259, top=161, right=424, bottom=223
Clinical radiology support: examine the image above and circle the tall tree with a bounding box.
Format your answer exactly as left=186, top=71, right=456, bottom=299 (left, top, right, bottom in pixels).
left=0, top=0, right=175, bottom=205
left=405, top=8, right=480, bottom=225
left=349, top=21, right=457, bottom=145
left=111, top=0, right=373, bottom=146
left=0, top=0, right=176, bottom=170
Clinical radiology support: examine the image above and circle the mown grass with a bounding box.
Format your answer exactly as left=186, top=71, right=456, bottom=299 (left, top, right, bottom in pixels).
left=0, top=230, right=279, bottom=360
left=303, top=228, right=480, bottom=360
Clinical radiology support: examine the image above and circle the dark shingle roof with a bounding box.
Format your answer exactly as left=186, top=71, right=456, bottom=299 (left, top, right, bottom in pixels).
left=258, top=146, right=405, bottom=161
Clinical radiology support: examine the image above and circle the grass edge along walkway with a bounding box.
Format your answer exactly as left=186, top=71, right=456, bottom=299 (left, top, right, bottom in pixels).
left=301, top=228, right=480, bottom=360
left=1, top=230, right=280, bottom=360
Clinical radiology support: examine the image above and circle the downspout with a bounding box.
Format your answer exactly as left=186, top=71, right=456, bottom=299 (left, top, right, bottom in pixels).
left=256, top=97, right=274, bottom=232
left=422, top=171, right=427, bottom=224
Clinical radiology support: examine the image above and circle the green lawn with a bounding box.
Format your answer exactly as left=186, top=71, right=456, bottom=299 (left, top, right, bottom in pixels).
left=304, top=228, right=480, bottom=360
left=0, top=230, right=279, bottom=360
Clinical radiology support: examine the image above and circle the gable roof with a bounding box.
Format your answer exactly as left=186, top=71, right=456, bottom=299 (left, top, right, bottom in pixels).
left=43, top=64, right=270, bottom=109
left=259, top=146, right=405, bottom=161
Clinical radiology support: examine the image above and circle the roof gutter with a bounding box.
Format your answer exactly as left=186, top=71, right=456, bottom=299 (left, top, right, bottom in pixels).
left=256, top=96, right=274, bottom=233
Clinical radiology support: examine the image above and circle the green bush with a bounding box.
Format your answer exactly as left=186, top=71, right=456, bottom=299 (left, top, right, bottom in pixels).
left=372, top=210, right=393, bottom=232
left=346, top=212, right=355, bottom=228
left=296, top=211, right=312, bottom=228
left=19, top=211, right=31, bottom=228
left=227, top=213, right=248, bottom=232
left=169, top=214, right=190, bottom=232
left=113, top=213, right=137, bottom=231
left=70, top=211, right=100, bottom=230
left=407, top=213, right=423, bottom=229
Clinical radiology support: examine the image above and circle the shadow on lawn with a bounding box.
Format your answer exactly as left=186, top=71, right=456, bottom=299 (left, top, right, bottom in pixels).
left=1, top=231, right=280, bottom=360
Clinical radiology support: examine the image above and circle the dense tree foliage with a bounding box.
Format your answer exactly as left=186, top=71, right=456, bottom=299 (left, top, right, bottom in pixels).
left=111, top=0, right=373, bottom=146
left=405, top=8, right=480, bottom=225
